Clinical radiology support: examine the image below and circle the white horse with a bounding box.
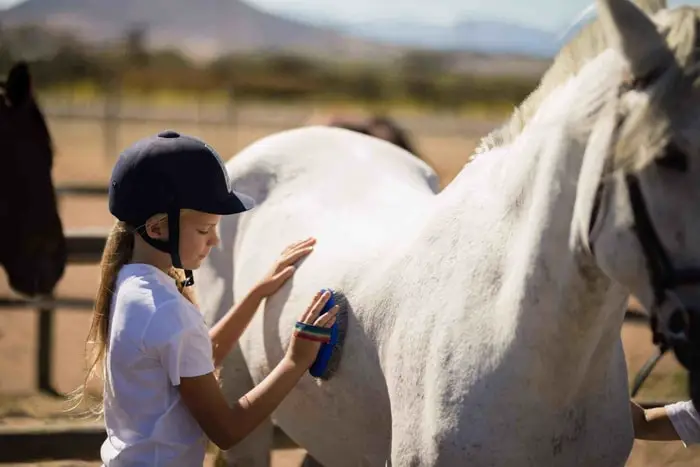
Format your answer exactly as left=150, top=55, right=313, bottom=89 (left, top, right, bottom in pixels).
left=197, top=0, right=700, bottom=465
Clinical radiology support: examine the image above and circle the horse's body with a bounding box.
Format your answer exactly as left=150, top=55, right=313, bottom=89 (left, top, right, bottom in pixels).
left=199, top=1, right=700, bottom=465
left=200, top=107, right=631, bottom=467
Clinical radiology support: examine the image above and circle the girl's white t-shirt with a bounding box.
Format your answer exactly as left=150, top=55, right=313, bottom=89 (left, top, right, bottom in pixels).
left=100, top=263, right=215, bottom=466
left=665, top=400, right=700, bottom=446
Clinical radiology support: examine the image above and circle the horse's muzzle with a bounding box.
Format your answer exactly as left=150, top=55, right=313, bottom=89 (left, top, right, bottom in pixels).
left=4, top=239, right=66, bottom=297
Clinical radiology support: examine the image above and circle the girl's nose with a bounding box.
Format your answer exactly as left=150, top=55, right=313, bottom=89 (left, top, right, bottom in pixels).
left=209, top=231, right=220, bottom=247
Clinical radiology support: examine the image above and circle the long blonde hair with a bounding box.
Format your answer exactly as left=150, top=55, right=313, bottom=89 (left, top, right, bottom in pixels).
left=71, top=219, right=197, bottom=416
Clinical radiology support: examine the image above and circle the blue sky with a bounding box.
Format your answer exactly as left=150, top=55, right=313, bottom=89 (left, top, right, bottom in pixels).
left=0, top=0, right=699, bottom=32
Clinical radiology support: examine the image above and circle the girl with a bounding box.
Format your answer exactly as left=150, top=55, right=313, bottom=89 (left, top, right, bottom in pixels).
left=75, top=130, right=339, bottom=466
left=631, top=399, right=700, bottom=445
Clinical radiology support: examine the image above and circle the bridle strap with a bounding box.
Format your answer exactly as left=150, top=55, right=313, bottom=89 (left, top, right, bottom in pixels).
left=625, top=174, right=675, bottom=305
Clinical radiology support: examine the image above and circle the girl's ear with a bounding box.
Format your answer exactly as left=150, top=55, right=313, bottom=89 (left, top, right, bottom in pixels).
left=144, top=214, right=168, bottom=240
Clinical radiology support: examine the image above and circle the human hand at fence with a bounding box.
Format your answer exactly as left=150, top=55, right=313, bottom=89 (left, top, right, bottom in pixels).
left=253, top=237, right=316, bottom=299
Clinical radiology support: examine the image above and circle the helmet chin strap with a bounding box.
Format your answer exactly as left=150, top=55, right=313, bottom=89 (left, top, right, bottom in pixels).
left=136, top=209, right=194, bottom=288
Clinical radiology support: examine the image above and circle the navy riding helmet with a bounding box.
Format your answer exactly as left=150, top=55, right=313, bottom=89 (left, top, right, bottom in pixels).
left=108, top=130, right=255, bottom=287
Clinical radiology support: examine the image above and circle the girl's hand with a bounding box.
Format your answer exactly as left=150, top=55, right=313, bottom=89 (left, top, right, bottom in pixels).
left=285, top=290, right=339, bottom=369
left=254, top=237, right=316, bottom=299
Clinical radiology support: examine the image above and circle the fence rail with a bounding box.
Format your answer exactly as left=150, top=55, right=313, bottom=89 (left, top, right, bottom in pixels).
left=0, top=421, right=298, bottom=463
left=55, top=183, right=112, bottom=198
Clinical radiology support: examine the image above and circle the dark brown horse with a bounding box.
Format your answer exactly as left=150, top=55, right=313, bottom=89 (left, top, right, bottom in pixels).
left=0, top=62, right=66, bottom=297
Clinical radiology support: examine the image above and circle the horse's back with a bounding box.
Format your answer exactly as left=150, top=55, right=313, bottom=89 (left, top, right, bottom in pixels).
left=200, top=123, right=441, bottom=335
left=226, top=125, right=439, bottom=203
left=199, top=124, right=439, bottom=314
left=221, top=125, right=440, bottom=287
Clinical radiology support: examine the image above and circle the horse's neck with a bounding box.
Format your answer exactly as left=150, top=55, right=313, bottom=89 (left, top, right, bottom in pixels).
left=383, top=113, right=627, bottom=400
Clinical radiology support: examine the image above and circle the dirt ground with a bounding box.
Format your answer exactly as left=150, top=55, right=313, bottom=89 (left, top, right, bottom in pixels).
left=1, top=109, right=699, bottom=465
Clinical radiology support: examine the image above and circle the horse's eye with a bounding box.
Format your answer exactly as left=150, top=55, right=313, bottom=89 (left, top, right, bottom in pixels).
left=656, top=143, right=688, bottom=172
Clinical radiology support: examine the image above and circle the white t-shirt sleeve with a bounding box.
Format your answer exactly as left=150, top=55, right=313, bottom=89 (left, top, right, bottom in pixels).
left=159, top=325, right=215, bottom=386
left=143, top=299, right=215, bottom=386
left=665, top=400, right=700, bottom=446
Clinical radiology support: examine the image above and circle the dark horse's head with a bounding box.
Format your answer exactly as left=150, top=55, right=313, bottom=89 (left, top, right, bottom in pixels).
left=0, top=62, right=66, bottom=297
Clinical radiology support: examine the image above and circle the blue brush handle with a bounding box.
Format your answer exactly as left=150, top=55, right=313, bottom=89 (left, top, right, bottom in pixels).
left=309, top=288, right=338, bottom=378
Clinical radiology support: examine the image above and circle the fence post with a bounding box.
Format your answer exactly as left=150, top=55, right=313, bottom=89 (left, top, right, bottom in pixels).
left=37, top=306, right=59, bottom=396
left=226, top=85, right=237, bottom=151
left=103, top=75, right=121, bottom=161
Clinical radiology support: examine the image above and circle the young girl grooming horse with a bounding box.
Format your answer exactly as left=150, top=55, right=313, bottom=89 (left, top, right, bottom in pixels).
left=74, top=130, right=339, bottom=466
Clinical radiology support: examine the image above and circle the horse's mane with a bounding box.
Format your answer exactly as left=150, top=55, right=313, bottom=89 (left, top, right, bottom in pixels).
left=473, top=0, right=682, bottom=158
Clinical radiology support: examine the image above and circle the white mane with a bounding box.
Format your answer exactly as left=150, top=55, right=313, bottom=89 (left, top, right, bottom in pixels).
left=473, top=0, right=688, bottom=166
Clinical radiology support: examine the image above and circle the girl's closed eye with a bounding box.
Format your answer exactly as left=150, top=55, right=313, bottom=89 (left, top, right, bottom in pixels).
left=196, top=223, right=216, bottom=235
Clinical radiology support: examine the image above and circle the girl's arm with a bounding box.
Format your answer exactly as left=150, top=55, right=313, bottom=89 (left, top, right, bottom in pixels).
left=209, top=238, right=316, bottom=367
left=181, top=291, right=338, bottom=450
left=209, top=288, right=263, bottom=368
left=631, top=400, right=681, bottom=441
left=179, top=358, right=306, bottom=450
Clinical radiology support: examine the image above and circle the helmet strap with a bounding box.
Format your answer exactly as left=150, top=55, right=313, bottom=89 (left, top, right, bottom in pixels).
left=135, top=209, right=194, bottom=288
left=167, top=207, right=194, bottom=288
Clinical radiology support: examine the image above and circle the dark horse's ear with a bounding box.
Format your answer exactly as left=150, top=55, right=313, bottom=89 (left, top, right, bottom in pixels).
left=5, top=61, right=32, bottom=107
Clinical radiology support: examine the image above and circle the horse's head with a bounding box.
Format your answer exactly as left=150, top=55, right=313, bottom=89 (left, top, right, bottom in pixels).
left=0, top=62, right=66, bottom=297
left=573, top=0, right=700, bottom=406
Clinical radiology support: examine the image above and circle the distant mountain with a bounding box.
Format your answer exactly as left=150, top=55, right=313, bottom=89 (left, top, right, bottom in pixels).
left=0, top=0, right=401, bottom=61
left=286, top=13, right=562, bottom=58
left=0, top=0, right=554, bottom=76
left=450, top=20, right=560, bottom=57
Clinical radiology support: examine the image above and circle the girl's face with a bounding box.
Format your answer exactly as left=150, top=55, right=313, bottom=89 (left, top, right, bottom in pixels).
left=178, top=210, right=221, bottom=270
left=146, top=209, right=221, bottom=270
